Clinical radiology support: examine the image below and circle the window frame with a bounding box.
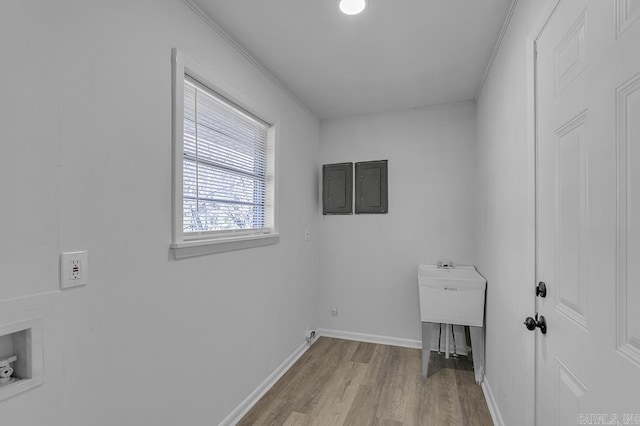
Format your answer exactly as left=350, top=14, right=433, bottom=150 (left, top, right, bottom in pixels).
left=170, top=48, right=279, bottom=258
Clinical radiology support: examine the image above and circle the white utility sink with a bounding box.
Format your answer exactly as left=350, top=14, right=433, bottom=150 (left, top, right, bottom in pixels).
left=418, top=265, right=486, bottom=327
left=417, top=265, right=487, bottom=383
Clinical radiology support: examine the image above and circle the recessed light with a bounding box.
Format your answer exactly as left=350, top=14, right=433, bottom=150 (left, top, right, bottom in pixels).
left=339, top=0, right=366, bottom=15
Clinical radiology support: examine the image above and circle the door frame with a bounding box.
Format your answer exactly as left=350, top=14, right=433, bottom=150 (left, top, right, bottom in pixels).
left=525, top=1, right=563, bottom=425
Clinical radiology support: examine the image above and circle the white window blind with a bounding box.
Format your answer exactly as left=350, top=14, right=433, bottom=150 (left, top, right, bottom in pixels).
left=183, top=76, right=271, bottom=234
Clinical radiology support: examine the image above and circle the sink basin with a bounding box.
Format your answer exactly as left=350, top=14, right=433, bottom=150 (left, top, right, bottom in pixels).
left=417, top=265, right=486, bottom=326
left=418, top=265, right=486, bottom=282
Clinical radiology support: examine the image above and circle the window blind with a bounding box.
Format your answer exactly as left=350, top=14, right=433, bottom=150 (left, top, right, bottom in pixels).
left=183, top=76, right=270, bottom=234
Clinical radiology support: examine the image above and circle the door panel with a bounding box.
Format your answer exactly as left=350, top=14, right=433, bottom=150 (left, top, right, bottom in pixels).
left=555, top=111, right=588, bottom=329
left=617, top=73, right=640, bottom=367
left=616, top=0, right=640, bottom=37
left=553, top=10, right=586, bottom=95
left=557, top=357, right=587, bottom=426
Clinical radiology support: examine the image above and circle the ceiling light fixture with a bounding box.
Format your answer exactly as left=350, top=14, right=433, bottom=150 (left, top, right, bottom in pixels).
left=339, top=0, right=366, bottom=15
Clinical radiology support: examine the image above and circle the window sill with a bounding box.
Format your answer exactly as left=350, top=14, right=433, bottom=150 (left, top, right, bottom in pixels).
left=170, top=233, right=279, bottom=259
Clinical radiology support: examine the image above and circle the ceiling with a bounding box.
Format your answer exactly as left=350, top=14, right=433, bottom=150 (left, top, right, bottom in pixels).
left=190, top=0, right=513, bottom=120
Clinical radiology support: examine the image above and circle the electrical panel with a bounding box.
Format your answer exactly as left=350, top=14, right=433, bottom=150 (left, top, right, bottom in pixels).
left=322, top=162, right=353, bottom=215
left=355, top=160, right=388, bottom=214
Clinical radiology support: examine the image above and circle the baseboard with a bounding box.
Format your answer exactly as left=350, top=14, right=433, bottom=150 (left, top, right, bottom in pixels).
left=481, top=376, right=505, bottom=426
left=317, top=327, right=469, bottom=355
left=317, top=328, right=422, bottom=349
left=219, top=338, right=316, bottom=426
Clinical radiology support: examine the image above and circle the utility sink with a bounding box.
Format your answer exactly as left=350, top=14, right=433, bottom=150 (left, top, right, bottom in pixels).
left=418, top=265, right=486, bottom=327
left=417, top=265, right=487, bottom=383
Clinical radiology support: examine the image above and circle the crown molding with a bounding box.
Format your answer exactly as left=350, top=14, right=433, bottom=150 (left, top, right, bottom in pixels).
left=182, top=0, right=317, bottom=120
left=476, top=0, right=519, bottom=99
left=321, top=99, right=476, bottom=124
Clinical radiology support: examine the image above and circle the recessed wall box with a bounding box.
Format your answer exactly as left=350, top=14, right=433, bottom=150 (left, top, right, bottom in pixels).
left=0, top=318, right=44, bottom=402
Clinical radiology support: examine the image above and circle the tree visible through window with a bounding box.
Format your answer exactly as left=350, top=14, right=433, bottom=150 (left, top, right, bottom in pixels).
left=182, top=77, right=269, bottom=233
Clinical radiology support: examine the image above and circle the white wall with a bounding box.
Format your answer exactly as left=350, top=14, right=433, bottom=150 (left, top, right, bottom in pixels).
left=475, top=1, right=553, bottom=425
left=0, top=1, right=319, bottom=424
left=0, top=1, right=563, bottom=423
left=318, top=102, right=477, bottom=341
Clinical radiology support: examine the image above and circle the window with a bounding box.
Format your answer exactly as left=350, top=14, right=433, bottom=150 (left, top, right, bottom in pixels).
left=171, top=49, right=278, bottom=257
left=182, top=78, right=270, bottom=233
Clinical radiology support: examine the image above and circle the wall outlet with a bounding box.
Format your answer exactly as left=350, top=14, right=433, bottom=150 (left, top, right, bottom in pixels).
left=71, top=259, right=80, bottom=280
left=61, top=251, right=88, bottom=289
left=304, top=228, right=310, bottom=241
left=331, top=307, right=338, bottom=317
left=304, top=329, right=316, bottom=343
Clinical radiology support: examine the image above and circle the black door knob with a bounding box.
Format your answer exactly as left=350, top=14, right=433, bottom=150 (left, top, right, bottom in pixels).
left=524, top=313, right=547, bottom=334
left=524, top=316, right=537, bottom=330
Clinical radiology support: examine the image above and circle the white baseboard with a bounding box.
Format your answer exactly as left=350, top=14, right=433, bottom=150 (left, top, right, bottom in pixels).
left=481, top=376, right=505, bottom=426
left=317, top=328, right=422, bottom=349
left=317, top=327, right=469, bottom=355
left=219, top=338, right=316, bottom=426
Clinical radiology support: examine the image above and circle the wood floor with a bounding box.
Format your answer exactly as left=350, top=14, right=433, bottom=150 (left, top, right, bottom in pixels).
left=238, top=337, right=493, bottom=426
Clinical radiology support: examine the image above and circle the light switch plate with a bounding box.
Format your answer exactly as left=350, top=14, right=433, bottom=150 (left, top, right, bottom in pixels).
left=60, top=251, right=88, bottom=289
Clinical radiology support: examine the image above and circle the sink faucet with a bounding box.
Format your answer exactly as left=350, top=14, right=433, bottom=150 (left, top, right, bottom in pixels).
left=437, top=261, right=455, bottom=269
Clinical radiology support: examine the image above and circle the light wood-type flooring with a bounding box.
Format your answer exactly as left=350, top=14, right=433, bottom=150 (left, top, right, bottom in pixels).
left=238, top=337, right=493, bottom=426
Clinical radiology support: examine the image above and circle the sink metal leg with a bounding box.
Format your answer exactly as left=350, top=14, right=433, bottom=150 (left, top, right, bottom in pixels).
left=421, top=322, right=433, bottom=379
left=445, top=324, right=450, bottom=359
left=469, top=326, right=484, bottom=383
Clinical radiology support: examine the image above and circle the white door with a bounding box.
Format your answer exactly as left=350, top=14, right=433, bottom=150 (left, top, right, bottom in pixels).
left=535, top=0, right=640, bottom=424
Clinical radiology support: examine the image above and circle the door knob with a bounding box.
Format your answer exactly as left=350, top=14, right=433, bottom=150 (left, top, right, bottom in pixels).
left=524, top=313, right=547, bottom=334
left=536, top=281, right=547, bottom=298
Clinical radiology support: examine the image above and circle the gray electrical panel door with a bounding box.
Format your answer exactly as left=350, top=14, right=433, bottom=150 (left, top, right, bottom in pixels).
left=322, top=162, right=353, bottom=214
left=355, top=160, right=388, bottom=214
